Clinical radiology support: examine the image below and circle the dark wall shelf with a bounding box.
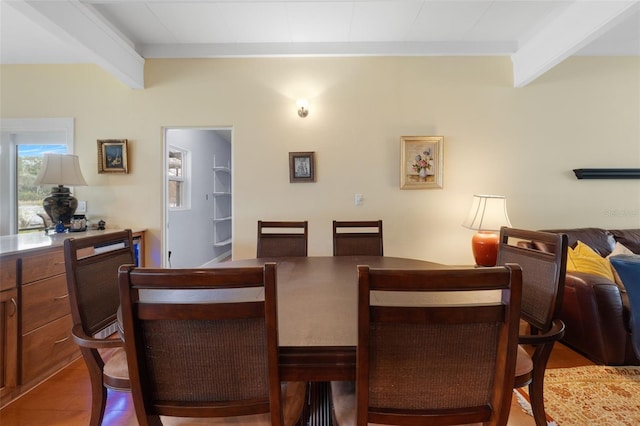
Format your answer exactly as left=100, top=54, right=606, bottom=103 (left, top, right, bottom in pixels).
left=573, top=168, right=640, bottom=179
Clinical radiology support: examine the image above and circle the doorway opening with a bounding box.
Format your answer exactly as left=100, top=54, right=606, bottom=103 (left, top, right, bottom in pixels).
left=162, top=127, right=232, bottom=268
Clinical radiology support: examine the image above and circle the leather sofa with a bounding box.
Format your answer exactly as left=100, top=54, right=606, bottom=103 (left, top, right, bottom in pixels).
left=542, top=228, right=640, bottom=365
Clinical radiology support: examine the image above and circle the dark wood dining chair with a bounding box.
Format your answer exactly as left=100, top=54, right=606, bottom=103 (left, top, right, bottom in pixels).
left=330, top=264, right=523, bottom=426
left=118, top=262, right=306, bottom=426
left=257, top=220, right=308, bottom=257
left=497, top=227, right=568, bottom=426
left=63, top=229, right=134, bottom=426
left=332, top=220, right=383, bottom=256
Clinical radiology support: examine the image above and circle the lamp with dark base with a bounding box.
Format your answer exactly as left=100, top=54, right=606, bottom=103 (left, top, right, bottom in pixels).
left=462, top=194, right=511, bottom=267
left=34, top=154, right=87, bottom=231
left=42, top=185, right=79, bottom=225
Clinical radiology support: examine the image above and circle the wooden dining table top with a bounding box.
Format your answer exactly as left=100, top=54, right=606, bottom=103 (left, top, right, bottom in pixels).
left=189, top=256, right=495, bottom=381
left=198, top=256, right=484, bottom=344
left=121, top=256, right=498, bottom=380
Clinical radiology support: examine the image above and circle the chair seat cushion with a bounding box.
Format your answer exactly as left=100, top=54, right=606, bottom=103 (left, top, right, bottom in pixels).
left=102, top=347, right=129, bottom=389
left=514, top=345, right=534, bottom=387
left=159, top=381, right=306, bottom=426
left=330, top=381, right=356, bottom=426
left=329, top=381, right=484, bottom=426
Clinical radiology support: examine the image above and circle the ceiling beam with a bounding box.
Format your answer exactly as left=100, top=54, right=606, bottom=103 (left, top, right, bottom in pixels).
left=9, top=0, right=144, bottom=89
left=511, top=0, right=640, bottom=88
left=142, top=41, right=517, bottom=58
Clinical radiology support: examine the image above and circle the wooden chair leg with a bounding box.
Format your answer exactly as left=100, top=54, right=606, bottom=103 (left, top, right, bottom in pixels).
left=528, top=375, right=547, bottom=426
left=88, top=378, right=107, bottom=426
left=529, top=343, right=555, bottom=426
left=82, top=349, right=107, bottom=426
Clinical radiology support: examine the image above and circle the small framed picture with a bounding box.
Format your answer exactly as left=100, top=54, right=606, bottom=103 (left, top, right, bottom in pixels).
left=400, top=136, right=444, bottom=189
left=289, top=151, right=316, bottom=183
left=98, top=139, right=128, bottom=174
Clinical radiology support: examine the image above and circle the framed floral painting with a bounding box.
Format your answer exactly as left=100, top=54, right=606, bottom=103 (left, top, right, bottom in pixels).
left=400, top=136, right=443, bottom=189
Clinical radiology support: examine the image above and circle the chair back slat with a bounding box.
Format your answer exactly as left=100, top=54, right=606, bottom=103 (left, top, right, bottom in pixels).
left=357, top=265, right=522, bottom=426
left=258, top=221, right=308, bottom=257
left=333, top=220, right=383, bottom=256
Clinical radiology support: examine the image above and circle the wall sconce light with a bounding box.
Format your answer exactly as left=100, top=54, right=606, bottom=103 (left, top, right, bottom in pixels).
left=297, top=99, right=309, bottom=118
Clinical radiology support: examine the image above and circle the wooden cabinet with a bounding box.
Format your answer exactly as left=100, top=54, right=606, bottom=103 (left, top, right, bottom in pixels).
left=0, top=255, right=18, bottom=405
left=0, top=254, right=18, bottom=292
left=0, top=229, right=144, bottom=407
left=18, top=247, right=77, bottom=387
left=20, top=315, right=76, bottom=384
left=20, top=274, right=69, bottom=334
left=0, top=290, right=18, bottom=403
left=20, top=248, right=65, bottom=283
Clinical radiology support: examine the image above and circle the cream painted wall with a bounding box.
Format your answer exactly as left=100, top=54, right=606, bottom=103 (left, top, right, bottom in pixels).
left=1, top=56, right=639, bottom=266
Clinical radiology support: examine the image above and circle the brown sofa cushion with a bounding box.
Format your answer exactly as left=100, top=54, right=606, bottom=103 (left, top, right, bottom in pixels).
left=610, top=230, right=640, bottom=254
left=544, top=228, right=616, bottom=257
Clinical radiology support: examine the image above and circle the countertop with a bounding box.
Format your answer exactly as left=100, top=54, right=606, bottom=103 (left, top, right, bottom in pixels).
left=0, top=229, right=142, bottom=256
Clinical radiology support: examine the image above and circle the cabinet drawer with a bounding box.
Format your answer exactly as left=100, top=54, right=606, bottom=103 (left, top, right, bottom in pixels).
left=20, top=249, right=65, bottom=284
left=21, top=275, right=70, bottom=334
left=0, top=255, right=18, bottom=291
left=20, top=314, right=77, bottom=384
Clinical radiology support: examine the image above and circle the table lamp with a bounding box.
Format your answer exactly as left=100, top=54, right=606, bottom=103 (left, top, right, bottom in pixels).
left=462, top=194, right=511, bottom=266
left=34, top=153, right=87, bottom=227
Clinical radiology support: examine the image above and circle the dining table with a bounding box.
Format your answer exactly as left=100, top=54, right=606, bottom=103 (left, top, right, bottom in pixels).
left=186, top=255, right=498, bottom=382
left=122, top=256, right=499, bottom=382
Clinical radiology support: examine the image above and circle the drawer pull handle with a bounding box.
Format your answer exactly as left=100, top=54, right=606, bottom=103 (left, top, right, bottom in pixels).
left=54, top=336, right=70, bottom=344
left=9, top=297, right=17, bottom=317
left=54, top=294, right=69, bottom=301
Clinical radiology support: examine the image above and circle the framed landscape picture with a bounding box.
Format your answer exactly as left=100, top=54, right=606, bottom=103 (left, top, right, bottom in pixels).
left=98, top=139, right=129, bottom=174
left=289, top=151, right=316, bottom=183
left=400, top=136, right=443, bottom=189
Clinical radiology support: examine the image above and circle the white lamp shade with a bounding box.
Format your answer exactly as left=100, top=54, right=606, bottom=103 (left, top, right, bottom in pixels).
left=34, top=153, right=87, bottom=186
left=462, top=194, right=511, bottom=231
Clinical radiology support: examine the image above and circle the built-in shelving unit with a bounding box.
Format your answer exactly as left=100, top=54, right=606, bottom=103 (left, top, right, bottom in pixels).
left=213, top=157, right=232, bottom=250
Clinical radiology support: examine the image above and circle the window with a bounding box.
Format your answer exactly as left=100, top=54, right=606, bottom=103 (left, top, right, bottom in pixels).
left=168, top=147, right=189, bottom=209
left=17, top=144, right=67, bottom=232
left=0, top=118, right=74, bottom=236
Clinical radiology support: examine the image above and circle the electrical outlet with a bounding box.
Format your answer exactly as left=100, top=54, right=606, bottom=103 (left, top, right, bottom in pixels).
left=77, top=200, right=87, bottom=213
left=355, top=194, right=363, bottom=206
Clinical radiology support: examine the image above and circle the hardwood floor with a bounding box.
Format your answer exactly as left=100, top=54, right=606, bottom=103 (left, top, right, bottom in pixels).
left=0, top=342, right=594, bottom=425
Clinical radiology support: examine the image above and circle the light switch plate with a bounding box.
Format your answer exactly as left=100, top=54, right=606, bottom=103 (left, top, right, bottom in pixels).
left=355, top=194, right=363, bottom=206
left=77, top=200, right=87, bottom=213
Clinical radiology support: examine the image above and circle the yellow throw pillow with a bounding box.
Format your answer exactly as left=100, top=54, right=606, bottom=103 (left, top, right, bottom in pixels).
left=567, top=241, right=615, bottom=281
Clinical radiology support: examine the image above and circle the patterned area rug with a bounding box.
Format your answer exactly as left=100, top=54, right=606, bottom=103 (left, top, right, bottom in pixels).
left=515, top=365, right=640, bottom=426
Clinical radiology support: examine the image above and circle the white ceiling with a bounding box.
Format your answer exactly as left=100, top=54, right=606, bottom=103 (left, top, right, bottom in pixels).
left=1, top=0, right=639, bottom=89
